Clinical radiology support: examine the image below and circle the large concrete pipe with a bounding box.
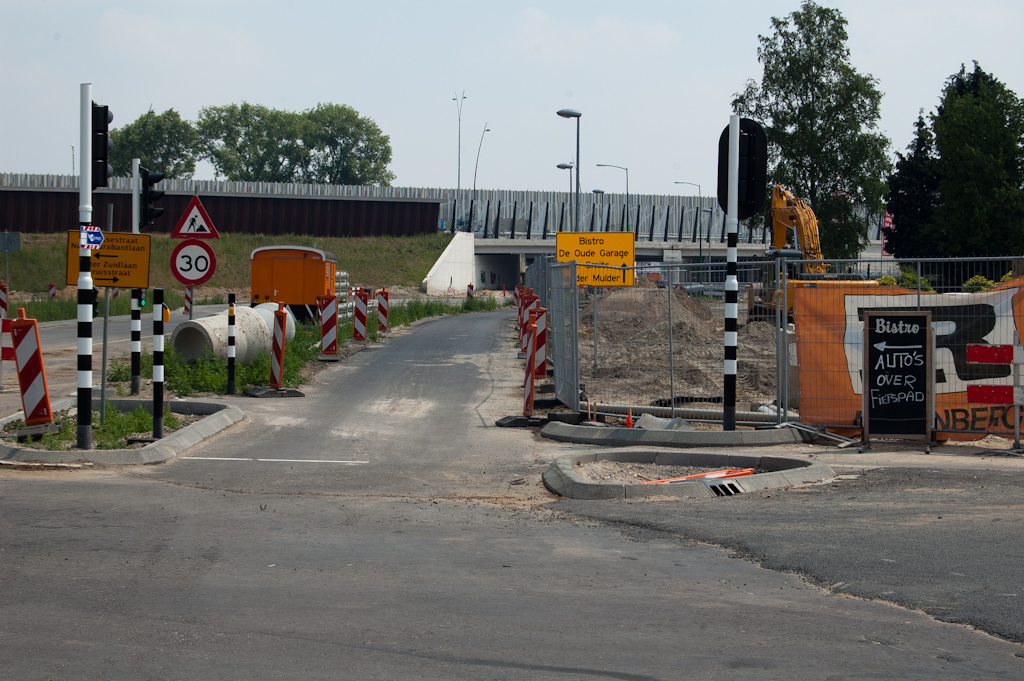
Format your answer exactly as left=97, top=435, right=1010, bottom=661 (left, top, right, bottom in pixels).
left=254, top=303, right=297, bottom=339
left=171, top=306, right=275, bottom=365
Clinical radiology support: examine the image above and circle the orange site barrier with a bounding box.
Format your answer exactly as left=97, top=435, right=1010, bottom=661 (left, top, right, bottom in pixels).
left=639, top=468, right=755, bottom=485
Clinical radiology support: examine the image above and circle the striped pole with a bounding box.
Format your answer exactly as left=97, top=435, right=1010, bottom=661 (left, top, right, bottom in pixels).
left=12, top=309, right=53, bottom=426
left=227, top=293, right=236, bottom=394
left=269, top=303, right=287, bottom=389
left=724, top=115, right=740, bottom=431
left=153, top=288, right=164, bottom=439
left=77, top=83, right=93, bottom=450
left=319, top=294, right=338, bottom=355
left=48, top=282, right=56, bottom=299
left=0, top=280, right=8, bottom=319
left=184, top=285, right=193, bottom=319
left=0, top=317, right=11, bottom=391
left=377, top=288, right=389, bottom=333
left=130, top=289, right=141, bottom=395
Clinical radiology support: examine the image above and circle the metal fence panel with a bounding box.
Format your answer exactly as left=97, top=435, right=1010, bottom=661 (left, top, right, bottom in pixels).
left=548, top=261, right=579, bottom=409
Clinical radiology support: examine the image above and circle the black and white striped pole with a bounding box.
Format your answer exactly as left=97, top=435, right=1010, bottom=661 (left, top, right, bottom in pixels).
left=77, top=84, right=94, bottom=450
left=227, top=293, right=236, bottom=394
left=153, top=288, right=164, bottom=438
left=131, top=158, right=141, bottom=396
left=723, top=115, right=740, bottom=431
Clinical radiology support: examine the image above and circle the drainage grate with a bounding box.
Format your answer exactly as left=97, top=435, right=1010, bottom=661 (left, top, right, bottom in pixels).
left=704, top=480, right=745, bottom=497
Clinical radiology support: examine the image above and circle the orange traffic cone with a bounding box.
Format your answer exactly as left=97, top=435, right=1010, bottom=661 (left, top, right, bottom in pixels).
left=626, top=408, right=633, bottom=428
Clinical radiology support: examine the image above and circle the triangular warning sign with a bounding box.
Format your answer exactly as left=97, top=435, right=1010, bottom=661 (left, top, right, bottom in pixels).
left=171, top=196, right=219, bottom=239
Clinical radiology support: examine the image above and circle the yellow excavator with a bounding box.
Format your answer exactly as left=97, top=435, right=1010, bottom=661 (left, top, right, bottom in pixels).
left=747, top=184, right=873, bottom=322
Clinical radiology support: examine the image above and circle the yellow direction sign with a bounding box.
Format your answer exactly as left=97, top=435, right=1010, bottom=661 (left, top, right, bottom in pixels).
left=555, top=231, right=635, bottom=287
left=66, top=232, right=152, bottom=288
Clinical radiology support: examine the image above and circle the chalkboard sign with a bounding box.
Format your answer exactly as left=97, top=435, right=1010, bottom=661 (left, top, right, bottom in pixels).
left=863, top=310, right=932, bottom=442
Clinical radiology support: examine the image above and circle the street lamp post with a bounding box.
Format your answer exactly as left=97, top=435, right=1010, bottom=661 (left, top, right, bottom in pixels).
left=472, top=123, right=490, bottom=233
left=557, top=109, right=582, bottom=230
left=452, top=90, right=466, bottom=232
left=556, top=162, right=574, bottom=232
left=596, top=164, right=629, bottom=232
left=675, top=181, right=710, bottom=282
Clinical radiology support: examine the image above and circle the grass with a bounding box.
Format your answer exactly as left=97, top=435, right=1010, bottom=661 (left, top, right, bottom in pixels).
left=3, top=402, right=181, bottom=451
left=10, top=232, right=452, bottom=296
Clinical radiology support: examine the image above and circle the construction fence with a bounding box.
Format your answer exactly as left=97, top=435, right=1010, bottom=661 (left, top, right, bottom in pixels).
left=529, top=254, right=1024, bottom=438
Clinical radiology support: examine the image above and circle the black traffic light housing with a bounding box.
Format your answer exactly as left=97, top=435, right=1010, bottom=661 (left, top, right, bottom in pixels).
left=91, top=102, right=113, bottom=189
left=716, top=118, right=768, bottom=220
left=140, top=166, right=165, bottom=226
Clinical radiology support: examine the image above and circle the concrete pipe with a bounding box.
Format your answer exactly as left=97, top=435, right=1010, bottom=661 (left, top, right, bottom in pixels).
left=171, top=306, right=272, bottom=365
left=254, top=303, right=297, bottom=340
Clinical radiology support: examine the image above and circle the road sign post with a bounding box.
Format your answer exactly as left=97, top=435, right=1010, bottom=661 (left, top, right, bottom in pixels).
left=170, top=238, right=218, bottom=286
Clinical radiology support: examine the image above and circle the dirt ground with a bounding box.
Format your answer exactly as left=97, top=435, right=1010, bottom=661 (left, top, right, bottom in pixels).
left=573, top=460, right=764, bottom=484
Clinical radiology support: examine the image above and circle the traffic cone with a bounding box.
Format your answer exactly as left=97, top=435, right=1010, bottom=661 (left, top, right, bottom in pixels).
left=626, top=408, right=633, bottom=428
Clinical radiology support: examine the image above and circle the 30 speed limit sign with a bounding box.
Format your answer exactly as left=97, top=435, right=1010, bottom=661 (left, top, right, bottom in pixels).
left=170, top=238, right=217, bottom=286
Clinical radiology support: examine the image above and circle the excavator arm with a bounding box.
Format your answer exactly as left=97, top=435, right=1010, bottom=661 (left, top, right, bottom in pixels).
left=770, top=185, right=827, bottom=274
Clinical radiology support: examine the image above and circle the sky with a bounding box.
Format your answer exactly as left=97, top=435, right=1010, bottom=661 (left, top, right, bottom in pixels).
left=2, top=1, right=1022, bottom=199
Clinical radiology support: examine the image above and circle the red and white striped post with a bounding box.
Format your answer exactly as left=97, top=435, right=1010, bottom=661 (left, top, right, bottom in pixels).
left=11, top=308, right=53, bottom=427
left=523, top=311, right=538, bottom=417
left=269, top=303, right=287, bottom=390
left=184, top=285, right=193, bottom=319
left=377, top=287, right=389, bottom=333
left=0, top=280, right=8, bottom=319
left=353, top=290, right=369, bottom=342
left=520, top=293, right=538, bottom=353
left=534, top=306, right=547, bottom=379
left=318, top=294, right=338, bottom=356
left=467, top=283, right=474, bottom=299
left=48, top=282, right=56, bottom=299
left=0, top=317, right=13, bottom=390
left=967, top=343, right=1024, bottom=450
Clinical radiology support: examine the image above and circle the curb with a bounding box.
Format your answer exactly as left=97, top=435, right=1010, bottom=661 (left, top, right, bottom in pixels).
left=540, top=421, right=816, bottom=448
left=542, top=449, right=836, bottom=500
left=0, top=398, right=244, bottom=466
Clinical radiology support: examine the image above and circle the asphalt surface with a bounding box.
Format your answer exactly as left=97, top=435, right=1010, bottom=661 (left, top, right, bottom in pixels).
left=3, top=308, right=1024, bottom=679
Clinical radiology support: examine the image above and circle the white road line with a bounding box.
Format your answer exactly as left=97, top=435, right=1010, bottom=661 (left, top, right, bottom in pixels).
left=182, top=457, right=369, bottom=464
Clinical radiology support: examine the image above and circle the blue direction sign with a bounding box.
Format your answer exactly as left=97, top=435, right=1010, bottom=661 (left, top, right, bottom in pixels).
left=81, top=225, right=105, bottom=250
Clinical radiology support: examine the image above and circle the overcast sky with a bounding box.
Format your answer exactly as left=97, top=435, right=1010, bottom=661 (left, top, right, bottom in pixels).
left=2, top=1, right=1022, bottom=199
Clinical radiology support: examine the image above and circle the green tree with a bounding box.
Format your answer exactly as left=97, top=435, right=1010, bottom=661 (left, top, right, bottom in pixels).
left=733, top=1, right=891, bottom=259
left=302, top=103, right=395, bottom=186
left=196, top=102, right=306, bottom=182
left=109, top=109, right=199, bottom=179
left=886, top=63, right=1024, bottom=264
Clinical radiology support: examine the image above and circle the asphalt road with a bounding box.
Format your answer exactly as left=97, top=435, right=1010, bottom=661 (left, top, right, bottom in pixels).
left=2, top=309, right=1024, bottom=679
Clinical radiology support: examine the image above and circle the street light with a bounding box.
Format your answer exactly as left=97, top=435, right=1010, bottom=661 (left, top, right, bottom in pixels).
left=472, top=122, right=490, bottom=197
left=557, top=109, right=582, bottom=230
left=452, top=90, right=466, bottom=232
left=675, top=181, right=712, bottom=283
left=597, top=164, right=629, bottom=232
left=556, top=162, right=574, bottom=233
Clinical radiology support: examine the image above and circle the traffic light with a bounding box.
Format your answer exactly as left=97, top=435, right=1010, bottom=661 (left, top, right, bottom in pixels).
left=716, top=118, right=768, bottom=220
left=91, top=102, right=113, bottom=189
left=140, top=166, right=165, bottom=226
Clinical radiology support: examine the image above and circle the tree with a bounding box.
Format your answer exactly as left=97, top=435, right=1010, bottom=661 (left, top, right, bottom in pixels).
left=109, top=109, right=199, bottom=179
left=302, top=103, right=395, bottom=186
left=885, top=63, right=1024, bottom=266
left=733, top=1, right=891, bottom=259
left=196, top=102, right=306, bottom=182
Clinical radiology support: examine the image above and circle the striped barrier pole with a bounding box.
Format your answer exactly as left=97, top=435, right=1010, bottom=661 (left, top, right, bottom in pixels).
left=11, top=309, right=53, bottom=427
left=377, top=288, right=389, bottom=333
left=153, top=289, right=164, bottom=439
left=353, top=290, right=369, bottom=341
left=227, top=293, right=236, bottom=394
left=723, top=115, right=740, bottom=431
left=269, top=303, right=287, bottom=389
left=520, top=294, right=538, bottom=353
left=48, top=282, right=56, bottom=299
left=467, top=283, right=474, bottom=299
left=130, top=289, right=141, bottom=395
left=534, top=306, right=547, bottom=379
left=523, top=311, right=537, bottom=417
left=184, top=285, right=193, bottom=319
left=0, top=280, right=7, bottom=319
left=318, top=294, right=338, bottom=356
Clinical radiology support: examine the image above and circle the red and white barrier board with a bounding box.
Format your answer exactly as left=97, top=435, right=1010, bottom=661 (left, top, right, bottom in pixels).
left=353, top=291, right=369, bottom=341
left=269, top=304, right=287, bottom=389
left=523, top=313, right=537, bottom=417
left=534, top=307, right=547, bottom=379
left=377, top=288, right=389, bottom=333
left=11, top=312, right=53, bottom=426
left=0, top=280, right=7, bottom=319
left=318, top=295, right=338, bottom=355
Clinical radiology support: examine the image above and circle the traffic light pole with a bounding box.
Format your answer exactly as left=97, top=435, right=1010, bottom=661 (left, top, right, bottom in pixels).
left=131, top=159, right=142, bottom=394
left=77, top=83, right=94, bottom=450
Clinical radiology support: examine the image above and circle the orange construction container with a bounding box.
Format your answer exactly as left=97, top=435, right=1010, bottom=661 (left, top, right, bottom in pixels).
left=250, top=246, right=337, bottom=320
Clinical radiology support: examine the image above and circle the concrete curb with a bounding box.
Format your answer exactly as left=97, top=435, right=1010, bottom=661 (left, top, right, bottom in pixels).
left=0, top=398, right=244, bottom=466
left=542, top=448, right=837, bottom=500
left=540, top=421, right=816, bottom=448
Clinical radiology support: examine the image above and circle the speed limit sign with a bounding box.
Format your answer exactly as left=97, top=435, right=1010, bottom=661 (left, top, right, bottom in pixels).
left=170, top=238, right=217, bottom=286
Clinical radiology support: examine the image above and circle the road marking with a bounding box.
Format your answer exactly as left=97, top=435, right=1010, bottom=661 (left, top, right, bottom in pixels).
left=183, top=457, right=369, bottom=464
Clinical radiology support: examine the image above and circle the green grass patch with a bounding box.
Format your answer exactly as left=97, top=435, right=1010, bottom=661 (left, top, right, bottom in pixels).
left=3, top=402, right=181, bottom=450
